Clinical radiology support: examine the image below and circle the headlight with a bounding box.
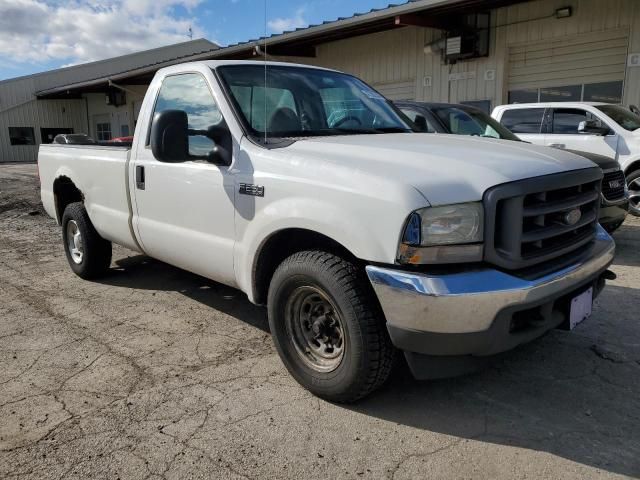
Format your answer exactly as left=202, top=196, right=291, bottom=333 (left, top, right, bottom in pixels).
left=404, top=203, right=483, bottom=246
left=398, top=202, right=484, bottom=264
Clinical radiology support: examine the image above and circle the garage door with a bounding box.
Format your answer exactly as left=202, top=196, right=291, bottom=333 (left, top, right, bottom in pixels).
left=371, top=80, right=415, bottom=101
left=507, top=28, right=629, bottom=103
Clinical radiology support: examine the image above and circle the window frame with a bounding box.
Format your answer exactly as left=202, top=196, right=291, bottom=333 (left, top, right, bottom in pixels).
left=500, top=107, right=546, bottom=134
left=547, top=107, right=614, bottom=136
left=145, top=71, right=224, bottom=149
left=398, top=106, right=440, bottom=133
left=214, top=64, right=412, bottom=145
left=8, top=126, right=36, bottom=146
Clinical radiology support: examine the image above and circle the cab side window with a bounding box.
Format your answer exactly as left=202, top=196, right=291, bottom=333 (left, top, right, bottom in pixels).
left=500, top=108, right=545, bottom=134
left=551, top=108, right=607, bottom=134
left=400, top=108, right=436, bottom=133
left=152, top=73, right=223, bottom=156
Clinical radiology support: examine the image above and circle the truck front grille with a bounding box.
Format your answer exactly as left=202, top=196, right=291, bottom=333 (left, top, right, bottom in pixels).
left=484, top=168, right=603, bottom=270
left=601, top=170, right=626, bottom=202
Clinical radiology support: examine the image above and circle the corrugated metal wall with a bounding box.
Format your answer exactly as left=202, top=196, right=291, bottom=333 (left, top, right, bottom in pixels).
left=0, top=75, right=87, bottom=163
left=310, top=0, right=640, bottom=108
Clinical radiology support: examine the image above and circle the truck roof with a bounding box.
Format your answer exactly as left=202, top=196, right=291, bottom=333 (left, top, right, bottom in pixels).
left=495, top=102, right=610, bottom=109
left=157, top=59, right=339, bottom=74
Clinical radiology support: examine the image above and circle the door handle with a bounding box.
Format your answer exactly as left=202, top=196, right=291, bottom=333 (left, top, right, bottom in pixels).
left=548, top=143, right=565, bottom=148
left=136, top=165, right=145, bottom=190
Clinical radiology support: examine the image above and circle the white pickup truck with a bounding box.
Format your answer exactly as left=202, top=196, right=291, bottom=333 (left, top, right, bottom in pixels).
left=39, top=60, right=616, bottom=402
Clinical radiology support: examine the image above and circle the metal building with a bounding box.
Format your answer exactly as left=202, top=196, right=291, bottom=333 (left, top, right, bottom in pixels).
left=2, top=0, right=640, bottom=163
left=0, top=39, right=217, bottom=163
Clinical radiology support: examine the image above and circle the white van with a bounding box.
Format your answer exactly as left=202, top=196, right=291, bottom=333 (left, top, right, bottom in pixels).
left=492, top=102, right=640, bottom=215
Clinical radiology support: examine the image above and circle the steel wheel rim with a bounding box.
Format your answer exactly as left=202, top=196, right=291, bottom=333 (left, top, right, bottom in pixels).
left=66, top=220, right=84, bottom=264
left=284, top=286, right=345, bottom=373
left=629, top=178, right=640, bottom=215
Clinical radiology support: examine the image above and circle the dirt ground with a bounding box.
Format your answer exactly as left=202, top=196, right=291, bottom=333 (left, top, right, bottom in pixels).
left=0, top=163, right=638, bottom=480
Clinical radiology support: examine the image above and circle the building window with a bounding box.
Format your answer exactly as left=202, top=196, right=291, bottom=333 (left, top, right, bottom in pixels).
left=509, top=81, right=623, bottom=104
left=8, top=127, right=36, bottom=145
left=96, top=123, right=112, bottom=141
left=540, top=85, right=581, bottom=102
left=508, top=89, right=538, bottom=104
left=583, top=81, right=623, bottom=103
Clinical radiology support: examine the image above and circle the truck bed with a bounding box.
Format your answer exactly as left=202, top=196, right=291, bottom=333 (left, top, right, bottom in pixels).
left=38, top=143, right=140, bottom=251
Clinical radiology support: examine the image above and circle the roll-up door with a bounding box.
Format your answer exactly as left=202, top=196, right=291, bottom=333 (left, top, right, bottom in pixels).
left=371, top=80, right=415, bottom=101
left=508, top=28, right=629, bottom=96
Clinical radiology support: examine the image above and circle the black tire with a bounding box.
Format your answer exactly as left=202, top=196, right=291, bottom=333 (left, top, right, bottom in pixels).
left=603, top=221, right=623, bottom=234
left=61, top=202, right=112, bottom=279
left=267, top=250, right=394, bottom=403
left=627, top=169, right=640, bottom=217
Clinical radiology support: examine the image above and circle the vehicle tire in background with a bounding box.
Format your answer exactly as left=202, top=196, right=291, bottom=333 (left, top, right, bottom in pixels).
left=627, top=169, right=640, bottom=217
left=268, top=250, right=394, bottom=403
left=61, top=202, right=112, bottom=279
left=603, top=221, right=624, bottom=234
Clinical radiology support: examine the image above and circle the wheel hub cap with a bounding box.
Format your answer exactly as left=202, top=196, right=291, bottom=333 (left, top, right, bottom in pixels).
left=285, top=286, right=345, bottom=373
left=66, top=220, right=84, bottom=264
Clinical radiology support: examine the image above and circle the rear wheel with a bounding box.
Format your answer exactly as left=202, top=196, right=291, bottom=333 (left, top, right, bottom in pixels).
left=267, top=250, right=394, bottom=403
left=627, top=170, right=640, bottom=217
left=61, top=202, right=112, bottom=279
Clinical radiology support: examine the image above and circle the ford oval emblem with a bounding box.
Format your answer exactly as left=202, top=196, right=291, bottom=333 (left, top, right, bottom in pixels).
left=563, top=208, right=582, bottom=226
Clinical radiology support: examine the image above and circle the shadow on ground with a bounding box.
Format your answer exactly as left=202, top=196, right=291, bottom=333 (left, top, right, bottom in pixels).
left=610, top=221, right=640, bottom=267
left=95, top=248, right=639, bottom=477
left=99, top=254, right=269, bottom=334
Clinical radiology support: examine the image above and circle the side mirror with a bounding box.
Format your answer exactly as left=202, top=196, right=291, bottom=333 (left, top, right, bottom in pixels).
left=578, top=119, right=609, bottom=136
left=150, top=110, right=188, bottom=162
left=151, top=110, right=233, bottom=166
left=414, top=115, right=429, bottom=132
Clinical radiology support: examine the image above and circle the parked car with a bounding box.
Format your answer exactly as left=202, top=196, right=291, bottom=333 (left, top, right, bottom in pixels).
left=39, top=61, right=616, bottom=402
left=107, top=136, right=134, bottom=145
left=491, top=102, right=640, bottom=216
left=53, top=133, right=97, bottom=145
left=396, top=101, right=628, bottom=232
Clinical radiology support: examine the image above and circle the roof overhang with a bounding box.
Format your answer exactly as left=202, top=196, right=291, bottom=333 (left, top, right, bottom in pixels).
left=37, top=0, right=528, bottom=98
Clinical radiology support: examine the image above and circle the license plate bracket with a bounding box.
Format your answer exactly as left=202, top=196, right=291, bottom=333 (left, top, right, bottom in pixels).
left=569, top=287, right=593, bottom=330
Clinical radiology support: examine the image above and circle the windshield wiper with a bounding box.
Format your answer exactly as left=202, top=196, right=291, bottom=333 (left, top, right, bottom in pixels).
left=331, top=127, right=411, bottom=135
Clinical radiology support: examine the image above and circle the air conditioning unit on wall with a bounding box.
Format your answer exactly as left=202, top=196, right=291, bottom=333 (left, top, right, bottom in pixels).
left=106, top=91, right=126, bottom=107
left=444, top=12, right=490, bottom=64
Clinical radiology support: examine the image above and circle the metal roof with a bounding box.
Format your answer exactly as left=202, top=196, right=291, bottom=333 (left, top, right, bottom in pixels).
left=34, top=0, right=526, bottom=97
left=1, top=39, right=217, bottom=100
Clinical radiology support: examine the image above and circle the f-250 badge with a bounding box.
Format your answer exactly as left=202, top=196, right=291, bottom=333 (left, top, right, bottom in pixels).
left=239, top=183, right=264, bottom=197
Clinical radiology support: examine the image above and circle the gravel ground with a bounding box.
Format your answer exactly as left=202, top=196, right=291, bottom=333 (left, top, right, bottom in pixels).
left=0, top=163, right=639, bottom=480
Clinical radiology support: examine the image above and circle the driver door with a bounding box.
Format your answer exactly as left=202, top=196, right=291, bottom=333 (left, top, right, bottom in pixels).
left=131, top=72, right=237, bottom=286
left=545, top=108, right=618, bottom=158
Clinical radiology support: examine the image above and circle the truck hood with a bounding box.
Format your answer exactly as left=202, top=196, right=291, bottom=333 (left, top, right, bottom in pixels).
left=285, top=133, right=598, bottom=205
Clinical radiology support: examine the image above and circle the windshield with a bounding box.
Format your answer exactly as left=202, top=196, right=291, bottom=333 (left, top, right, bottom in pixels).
left=430, top=105, right=520, bottom=141
left=216, top=65, right=412, bottom=141
left=595, top=105, right=640, bottom=132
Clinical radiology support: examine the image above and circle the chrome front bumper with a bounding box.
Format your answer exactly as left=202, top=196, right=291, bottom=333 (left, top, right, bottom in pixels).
left=366, top=226, right=615, bottom=354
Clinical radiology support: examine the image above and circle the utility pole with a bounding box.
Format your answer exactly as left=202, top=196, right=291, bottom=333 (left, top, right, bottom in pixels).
left=188, top=26, right=193, bottom=40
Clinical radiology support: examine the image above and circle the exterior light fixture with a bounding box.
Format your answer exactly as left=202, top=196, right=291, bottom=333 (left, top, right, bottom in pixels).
left=555, top=7, right=572, bottom=18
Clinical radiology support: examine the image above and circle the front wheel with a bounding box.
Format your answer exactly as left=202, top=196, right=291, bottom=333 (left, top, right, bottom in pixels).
left=627, top=169, right=640, bottom=217
left=267, top=251, right=394, bottom=403
left=61, top=202, right=112, bottom=279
